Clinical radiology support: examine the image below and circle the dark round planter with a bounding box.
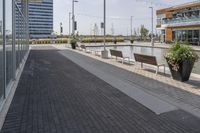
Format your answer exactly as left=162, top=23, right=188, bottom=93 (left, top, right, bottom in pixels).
left=71, top=43, right=76, bottom=49
left=130, top=40, right=134, bottom=44
left=167, top=60, right=195, bottom=82
left=114, top=40, right=117, bottom=44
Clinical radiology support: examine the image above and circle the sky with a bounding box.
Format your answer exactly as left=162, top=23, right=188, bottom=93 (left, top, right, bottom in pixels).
left=53, top=0, right=194, bottom=35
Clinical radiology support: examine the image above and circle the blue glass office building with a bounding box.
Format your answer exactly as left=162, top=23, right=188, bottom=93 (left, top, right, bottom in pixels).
left=29, top=0, right=53, bottom=39
left=17, top=0, right=53, bottom=39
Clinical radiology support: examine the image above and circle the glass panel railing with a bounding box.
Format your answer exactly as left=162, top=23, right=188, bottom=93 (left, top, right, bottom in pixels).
left=162, top=17, right=200, bottom=25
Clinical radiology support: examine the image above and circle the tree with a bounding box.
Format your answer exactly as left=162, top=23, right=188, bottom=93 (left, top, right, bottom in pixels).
left=93, top=23, right=99, bottom=43
left=133, top=28, right=137, bottom=37
left=93, top=23, right=99, bottom=36
left=140, top=25, right=149, bottom=41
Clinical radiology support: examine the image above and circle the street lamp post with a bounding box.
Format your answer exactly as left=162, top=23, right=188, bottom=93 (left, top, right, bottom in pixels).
left=103, top=0, right=106, bottom=50
left=149, top=7, right=154, bottom=47
left=130, top=16, right=133, bottom=40
left=69, top=12, right=71, bottom=36
left=101, top=0, right=109, bottom=58
left=60, top=22, right=63, bottom=36
left=60, top=22, right=63, bottom=43
left=72, top=0, right=78, bottom=36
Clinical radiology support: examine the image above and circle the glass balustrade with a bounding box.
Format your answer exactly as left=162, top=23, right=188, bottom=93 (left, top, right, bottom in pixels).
left=0, top=0, right=3, bottom=101
left=0, top=0, right=29, bottom=106
left=162, top=16, right=200, bottom=25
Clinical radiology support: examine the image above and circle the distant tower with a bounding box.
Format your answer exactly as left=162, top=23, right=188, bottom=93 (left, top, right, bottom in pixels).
left=17, top=0, right=53, bottom=39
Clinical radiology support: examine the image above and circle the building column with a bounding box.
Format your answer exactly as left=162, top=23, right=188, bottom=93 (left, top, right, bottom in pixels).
left=165, top=28, right=172, bottom=43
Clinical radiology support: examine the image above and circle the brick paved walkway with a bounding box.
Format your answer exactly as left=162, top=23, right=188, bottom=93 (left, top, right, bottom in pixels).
left=58, top=45, right=200, bottom=117
left=1, top=48, right=200, bottom=133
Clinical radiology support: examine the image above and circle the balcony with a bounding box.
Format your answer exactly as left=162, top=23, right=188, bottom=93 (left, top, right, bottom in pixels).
left=161, top=16, right=200, bottom=28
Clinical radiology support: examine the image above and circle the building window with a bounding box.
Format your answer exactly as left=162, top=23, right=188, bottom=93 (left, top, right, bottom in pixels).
left=0, top=0, right=29, bottom=110
left=5, top=0, right=13, bottom=88
left=177, top=31, right=182, bottom=41
left=173, top=30, right=200, bottom=45
left=182, top=30, right=187, bottom=42
left=172, top=31, right=175, bottom=41
left=193, top=30, right=199, bottom=45
left=188, top=30, right=193, bottom=43
left=0, top=0, right=3, bottom=101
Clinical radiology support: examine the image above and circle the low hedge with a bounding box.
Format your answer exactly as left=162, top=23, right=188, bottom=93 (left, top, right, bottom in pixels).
left=30, top=37, right=125, bottom=44
left=80, top=37, right=125, bottom=43
left=30, top=38, right=68, bottom=44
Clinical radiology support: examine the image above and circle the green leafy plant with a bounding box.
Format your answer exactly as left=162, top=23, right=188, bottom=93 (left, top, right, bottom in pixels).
left=164, top=42, right=199, bottom=71
left=70, top=36, right=78, bottom=44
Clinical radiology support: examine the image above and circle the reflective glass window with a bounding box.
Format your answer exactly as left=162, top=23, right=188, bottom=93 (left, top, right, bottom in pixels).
left=188, top=30, right=193, bottom=43
left=193, top=30, right=199, bottom=45
left=182, top=30, right=187, bottom=42
left=177, top=31, right=182, bottom=41
left=0, top=0, right=3, bottom=99
left=5, top=0, right=13, bottom=86
left=15, top=6, right=20, bottom=68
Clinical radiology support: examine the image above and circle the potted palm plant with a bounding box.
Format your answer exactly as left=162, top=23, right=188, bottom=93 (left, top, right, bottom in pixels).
left=130, top=37, right=134, bottom=44
left=113, top=37, right=117, bottom=44
left=130, top=39, right=134, bottom=44
left=164, top=42, right=199, bottom=82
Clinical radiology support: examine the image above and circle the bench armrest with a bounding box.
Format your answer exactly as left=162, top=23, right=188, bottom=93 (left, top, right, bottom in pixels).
left=157, top=64, right=165, bottom=67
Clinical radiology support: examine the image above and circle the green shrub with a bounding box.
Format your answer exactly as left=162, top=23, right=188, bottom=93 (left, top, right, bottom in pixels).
left=165, top=42, right=199, bottom=71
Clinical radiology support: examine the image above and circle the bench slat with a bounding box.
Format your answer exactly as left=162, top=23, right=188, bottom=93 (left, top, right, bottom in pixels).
left=110, top=49, right=123, bottom=58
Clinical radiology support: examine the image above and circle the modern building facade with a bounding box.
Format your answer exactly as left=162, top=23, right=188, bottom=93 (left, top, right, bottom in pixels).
left=17, top=0, right=53, bottom=39
left=0, top=0, right=29, bottom=111
left=28, top=0, right=53, bottom=39
left=156, top=1, right=200, bottom=45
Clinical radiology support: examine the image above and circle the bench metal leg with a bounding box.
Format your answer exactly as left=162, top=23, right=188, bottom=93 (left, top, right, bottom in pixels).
left=156, top=66, right=159, bottom=75
left=164, top=66, right=166, bottom=74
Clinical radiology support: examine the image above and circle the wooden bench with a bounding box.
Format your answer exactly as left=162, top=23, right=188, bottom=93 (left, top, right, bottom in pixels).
left=134, top=53, right=165, bottom=75
left=110, top=49, right=130, bottom=64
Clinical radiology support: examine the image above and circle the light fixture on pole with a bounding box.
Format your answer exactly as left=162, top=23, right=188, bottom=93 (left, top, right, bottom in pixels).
left=72, top=0, right=78, bottom=36
left=60, top=22, right=63, bottom=36
left=101, top=0, right=109, bottom=58
left=149, top=7, right=154, bottom=47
